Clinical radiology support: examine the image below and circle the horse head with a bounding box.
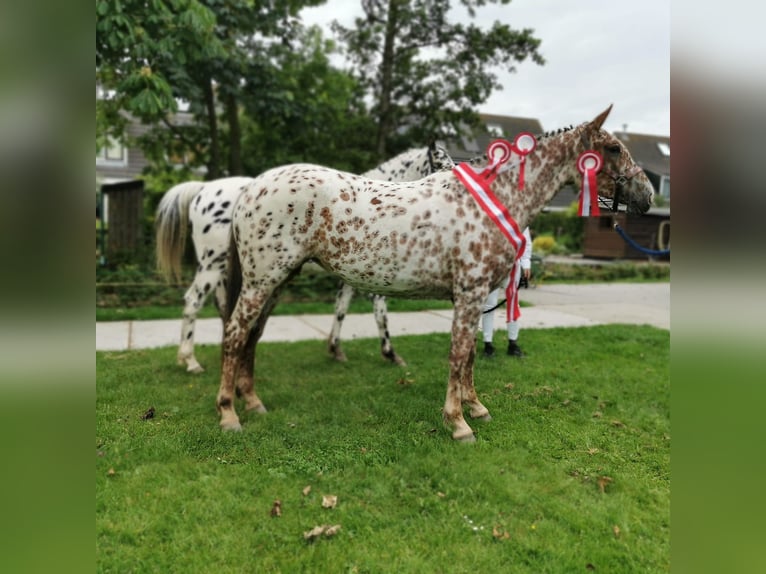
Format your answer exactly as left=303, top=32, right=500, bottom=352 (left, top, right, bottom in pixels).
left=428, top=140, right=457, bottom=172
left=580, top=105, right=655, bottom=214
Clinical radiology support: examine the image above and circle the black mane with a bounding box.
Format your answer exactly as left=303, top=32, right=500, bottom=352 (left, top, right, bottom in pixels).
left=536, top=125, right=575, bottom=141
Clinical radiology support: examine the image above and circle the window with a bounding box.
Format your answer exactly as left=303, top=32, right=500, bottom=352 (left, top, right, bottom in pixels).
left=660, top=176, right=670, bottom=199
left=486, top=123, right=504, bottom=137
left=96, top=136, right=126, bottom=166
left=657, top=142, right=670, bottom=156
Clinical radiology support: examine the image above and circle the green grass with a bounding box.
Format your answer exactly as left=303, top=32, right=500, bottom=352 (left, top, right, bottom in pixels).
left=97, top=325, right=669, bottom=573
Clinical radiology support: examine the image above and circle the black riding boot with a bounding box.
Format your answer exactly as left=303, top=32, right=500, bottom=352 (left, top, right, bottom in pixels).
left=507, top=339, right=524, bottom=357
left=483, top=342, right=495, bottom=358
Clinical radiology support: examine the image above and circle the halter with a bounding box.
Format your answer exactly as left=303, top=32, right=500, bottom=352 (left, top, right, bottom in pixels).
left=603, top=164, right=644, bottom=212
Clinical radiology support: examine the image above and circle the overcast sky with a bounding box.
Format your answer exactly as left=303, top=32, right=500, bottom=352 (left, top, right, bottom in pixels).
left=302, top=0, right=670, bottom=136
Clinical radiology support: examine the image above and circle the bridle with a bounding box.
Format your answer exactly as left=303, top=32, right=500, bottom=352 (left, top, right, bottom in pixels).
left=602, top=164, right=644, bottom=212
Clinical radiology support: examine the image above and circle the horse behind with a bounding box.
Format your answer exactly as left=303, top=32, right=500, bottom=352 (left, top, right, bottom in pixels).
left=217, top=105, right=654, bottom=440
left=155, top=143, right=454, bottom=373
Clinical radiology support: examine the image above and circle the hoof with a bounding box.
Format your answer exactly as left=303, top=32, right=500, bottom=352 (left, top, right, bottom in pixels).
left=453, top=432, right=477, bottom=443
left=187, top=364, right=205, bottom=374
left=390, top=355, right=407, bottom=367
left=246, top=403, right=268, bottom=414
left=331, top=351, right=348, bottom=363
left=472, top=413, right=492, bottom=422
left=220, top=419, right=242, bottom=432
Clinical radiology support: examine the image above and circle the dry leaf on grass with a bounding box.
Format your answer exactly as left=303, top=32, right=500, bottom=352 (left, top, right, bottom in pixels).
left=586, top=448, right=600, bottom=455
left=270, top=500, right=282, bottom=518
left=321, top=495, right=338, bottom=509
left=141, top=407, right=155, bottom=420
left=610, top=419, right=625, bottom=428
left=303, top=524, right=341, bottom=541
left=106, top=468, right=116, bottom=476
left=492, top=526, right=510, bottom=540
left=397, top=377, right=414, bottom=386
left=302, top=485, right=312, bottom=497
left=612, top=525, right=621, bottom=538
left=597, top=476, right=613, bottom=494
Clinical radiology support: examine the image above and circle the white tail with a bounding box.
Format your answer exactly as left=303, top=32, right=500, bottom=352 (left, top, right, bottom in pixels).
left=155, top=181, right=204, bottom=282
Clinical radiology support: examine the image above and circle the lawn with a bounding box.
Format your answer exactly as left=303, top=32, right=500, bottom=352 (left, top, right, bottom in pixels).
left=96, top=325, right=669, bottom=573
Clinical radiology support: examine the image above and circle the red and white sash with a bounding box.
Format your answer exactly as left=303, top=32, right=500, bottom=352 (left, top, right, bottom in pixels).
left=452, top=139, right=530, bottom=322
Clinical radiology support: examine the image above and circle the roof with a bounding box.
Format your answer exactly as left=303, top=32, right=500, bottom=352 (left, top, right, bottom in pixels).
left=443, top=114, right=544, bottom=162
left=614, top=132, right=670, bottom=178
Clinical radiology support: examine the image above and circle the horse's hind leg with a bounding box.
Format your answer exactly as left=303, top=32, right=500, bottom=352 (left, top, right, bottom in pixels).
left=328, top=282, right=353, bottom=362
left=373, top=294, right=406, bottom=366
left=218, top=286, right=266, bottom=431
left=178, top=269, right=219, bottom=373
left=233, top=292, right=282, bottom=416
left=218, top=265, right=302, bottom=431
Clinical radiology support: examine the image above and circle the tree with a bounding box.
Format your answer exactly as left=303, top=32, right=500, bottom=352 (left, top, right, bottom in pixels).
left=239, top=25, right=379, bottom=176
left=331, top=0, right=545, bottom=158
left=96, top=0, right=324, bottom=179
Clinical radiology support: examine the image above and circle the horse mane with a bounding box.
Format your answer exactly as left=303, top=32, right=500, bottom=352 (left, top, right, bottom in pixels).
left=535, top=125, right=576, bottom=141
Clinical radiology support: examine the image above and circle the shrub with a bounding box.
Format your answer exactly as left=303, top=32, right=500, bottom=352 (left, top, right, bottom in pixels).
left=532, top=235, right=556, bottom=254
left=530, top=207, right=585, bottom=252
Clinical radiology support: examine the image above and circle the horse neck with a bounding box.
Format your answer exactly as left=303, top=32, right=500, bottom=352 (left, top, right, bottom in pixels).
left=493, top=129, right=583, bottom=227
left=365, top=148, right=425, bottom=180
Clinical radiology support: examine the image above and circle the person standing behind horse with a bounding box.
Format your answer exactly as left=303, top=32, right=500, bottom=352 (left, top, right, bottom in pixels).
left=481, top=226, right=533, bottom=358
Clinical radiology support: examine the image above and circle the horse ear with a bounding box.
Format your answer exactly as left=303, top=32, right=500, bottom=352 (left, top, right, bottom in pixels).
left=590, top=104, right=613, bottom=130
left=581, top=104, right=613, bottom=149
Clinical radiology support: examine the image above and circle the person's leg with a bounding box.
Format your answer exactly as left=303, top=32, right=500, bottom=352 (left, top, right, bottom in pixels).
left=481, top=289, right=499, bottom=356
left=506, top=319, right=524, bottom=357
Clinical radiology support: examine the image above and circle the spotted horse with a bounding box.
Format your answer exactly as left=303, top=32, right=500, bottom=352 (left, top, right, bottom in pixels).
left=154, top=143, right=455, bottom=373
left=217, top=105, right=655, bottom=441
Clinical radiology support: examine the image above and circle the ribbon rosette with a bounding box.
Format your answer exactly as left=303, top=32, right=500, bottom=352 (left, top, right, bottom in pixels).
left=511, top=132, right=536, bottom=190
left=480, top=139, right=513, bottom=185
left=577, top=150, right=603, bottom=217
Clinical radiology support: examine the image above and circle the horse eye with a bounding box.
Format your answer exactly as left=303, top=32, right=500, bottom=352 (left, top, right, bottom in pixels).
left=606, top=145, right=621, bottom=154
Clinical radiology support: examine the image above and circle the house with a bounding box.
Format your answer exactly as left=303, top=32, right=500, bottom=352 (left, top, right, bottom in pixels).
left=614, top=131, right=670, bottom=203
left=96, top=117, right=151, bottom=263
left=96, top=110, right=202, bottom=262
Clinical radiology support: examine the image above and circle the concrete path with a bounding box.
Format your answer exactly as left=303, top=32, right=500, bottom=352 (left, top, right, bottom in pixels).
left=96, top=283, right=669, bottom=352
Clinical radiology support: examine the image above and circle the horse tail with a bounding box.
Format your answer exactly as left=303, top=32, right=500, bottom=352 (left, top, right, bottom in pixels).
left=224, top=229, right=242, bottom=324
left=155, top=181, right=202, bottom=282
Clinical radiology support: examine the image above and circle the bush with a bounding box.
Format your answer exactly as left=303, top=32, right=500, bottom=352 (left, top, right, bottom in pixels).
left=530, top=207, right=585, bottom=253
left=532, top=235, right=556, bottom=254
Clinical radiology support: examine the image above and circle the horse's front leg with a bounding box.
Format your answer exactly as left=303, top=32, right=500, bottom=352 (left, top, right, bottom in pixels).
left=328, top=282, right=353, bottom=362
left=373, top=294, right=406, bottom=366
left=443, top=293, right=490, bottom=441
